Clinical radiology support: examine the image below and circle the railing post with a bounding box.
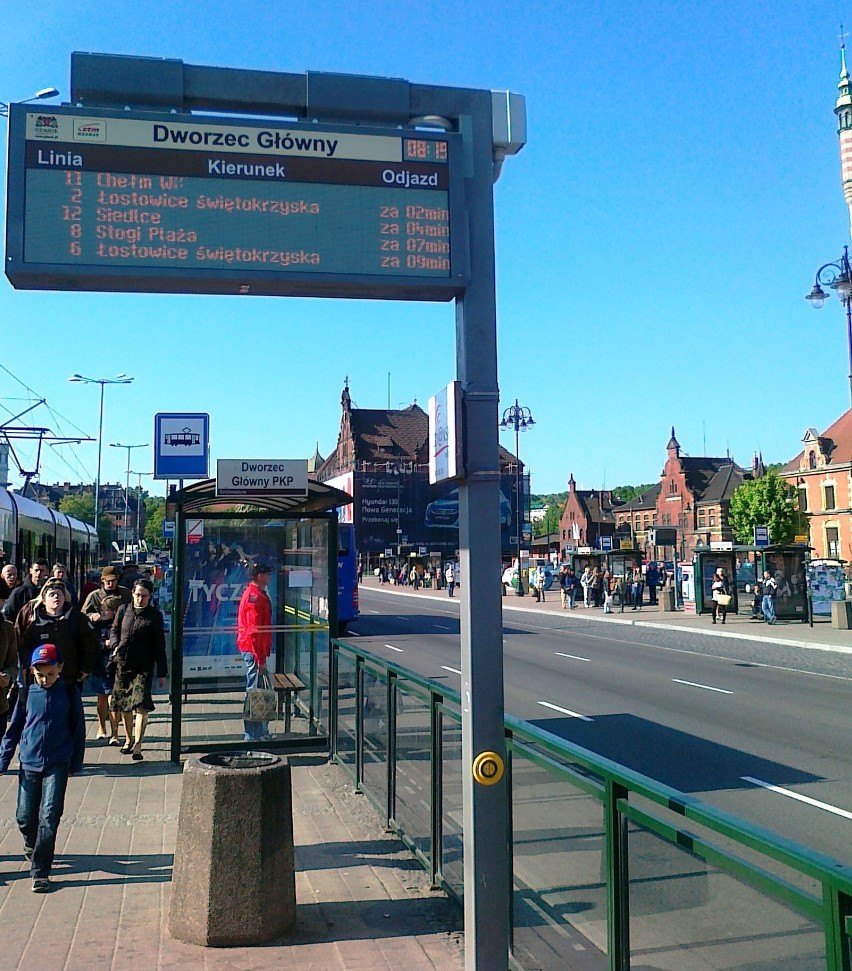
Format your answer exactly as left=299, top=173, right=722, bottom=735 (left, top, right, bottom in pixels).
left=355, top=656, right=364, bottom=791
left=506, top=733, right=515, bottom=956
left=430, top=689, right=443, bottom=889
left=329, top=641, right=339, bottom=757
left=604, top=779, right=630, bottom=971
left=386, top=672, right=396, bottom=829
left=823, top=885, right=852, bottom=970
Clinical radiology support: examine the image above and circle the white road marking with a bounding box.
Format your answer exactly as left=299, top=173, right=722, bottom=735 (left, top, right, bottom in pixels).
left=441, top=665, right=462, bottom=675
left=555, top=652, right=590, bottom=662
left=537, top=701, right=593, bottom=722
left=741, top=777, right=852, bottom=820
left=672, top=679, right=733, bottom=695
left=434, top=625, right=452, bottom=631
left=367, top=609, right=380, bottom=614
left=384, top=643, right=404, bottom=653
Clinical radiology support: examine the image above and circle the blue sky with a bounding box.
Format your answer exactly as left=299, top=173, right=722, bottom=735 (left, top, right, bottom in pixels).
left=1, top=0, right=849, bottom=497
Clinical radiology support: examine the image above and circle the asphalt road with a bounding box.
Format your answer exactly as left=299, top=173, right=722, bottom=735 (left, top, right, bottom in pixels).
left=349, top=585, right=852, bottom=869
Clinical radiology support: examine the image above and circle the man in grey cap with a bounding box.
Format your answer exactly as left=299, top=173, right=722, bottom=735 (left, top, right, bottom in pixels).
left=81, top=566, right=132, bottom=620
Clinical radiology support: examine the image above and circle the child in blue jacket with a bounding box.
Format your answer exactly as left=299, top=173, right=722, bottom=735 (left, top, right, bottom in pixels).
left=0, top=642, right=85, bottom=893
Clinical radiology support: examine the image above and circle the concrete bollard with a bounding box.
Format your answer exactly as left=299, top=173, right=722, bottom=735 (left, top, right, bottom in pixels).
left=169, top=751, right=296, bottom=946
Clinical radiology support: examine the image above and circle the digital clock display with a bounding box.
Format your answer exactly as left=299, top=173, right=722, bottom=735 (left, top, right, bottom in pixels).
left=5, top=106, right=467, bottom=300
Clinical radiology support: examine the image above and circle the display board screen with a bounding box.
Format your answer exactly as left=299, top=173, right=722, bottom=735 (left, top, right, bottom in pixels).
left=5, top=106, right=467, bottom=300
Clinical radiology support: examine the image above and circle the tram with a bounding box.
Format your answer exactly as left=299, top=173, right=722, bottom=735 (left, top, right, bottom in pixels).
left=0, top=487, right=98, bottom=588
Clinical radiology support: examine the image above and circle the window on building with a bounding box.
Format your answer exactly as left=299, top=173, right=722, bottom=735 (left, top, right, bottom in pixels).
left=824, top=485, right=836, bottom=511
left=827, top=527, right=840, bottom=559
left=643, top=515, right=650, bottom=527
left=798, top=487, right=808, bottom=513
left=808, top=450, right=817, bottom=470
left=709, top=512, right=716, bottom=527
left=669, top=480, right=677, bottom=494
left=698, top=510, right=706, bottom=528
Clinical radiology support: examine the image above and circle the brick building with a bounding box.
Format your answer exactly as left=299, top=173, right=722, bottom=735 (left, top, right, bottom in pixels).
left=557, top=474, right=621, bottom=556
left=317, top=380, right=521, bottom=566
left=782, top=409, right=852, bottom=560
left=613, top=429, right=753, bottom=560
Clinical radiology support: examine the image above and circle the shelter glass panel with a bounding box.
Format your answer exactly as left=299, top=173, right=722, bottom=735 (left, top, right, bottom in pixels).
left=393, top=679, right=432, bottom=860
left=440, top=711, right=464, bottom=899
left=177, top=516, right=330, bottom=750
left=627, top=822, right=825, bottom=970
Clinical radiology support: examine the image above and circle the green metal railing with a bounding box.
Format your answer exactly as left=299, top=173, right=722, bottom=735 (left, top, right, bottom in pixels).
left=331, top=638, right=852, bottom=970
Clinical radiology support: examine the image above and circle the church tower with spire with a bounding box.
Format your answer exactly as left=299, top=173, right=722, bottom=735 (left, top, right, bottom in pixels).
left=835, top=39, right=852, bottom=238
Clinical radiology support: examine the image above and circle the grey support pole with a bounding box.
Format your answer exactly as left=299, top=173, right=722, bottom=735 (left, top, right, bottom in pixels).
left=453, top=90, right=510, bottom=971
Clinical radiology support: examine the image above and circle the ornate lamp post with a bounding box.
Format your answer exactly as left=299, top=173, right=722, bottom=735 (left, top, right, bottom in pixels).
left=499, top=399, right=534, bottom=596
left=806, top=246, right=852, bottom=406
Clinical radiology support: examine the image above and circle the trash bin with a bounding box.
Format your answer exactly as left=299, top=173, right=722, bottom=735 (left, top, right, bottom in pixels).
left=661, top=589, right=676, bottom=612
left=831, top=600, right=852, bottom=629
left=169, top=751, right=296, bottom=946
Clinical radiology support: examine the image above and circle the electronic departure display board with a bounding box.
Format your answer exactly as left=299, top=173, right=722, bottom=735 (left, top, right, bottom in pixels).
left=4, top=105, right=468, bottom=300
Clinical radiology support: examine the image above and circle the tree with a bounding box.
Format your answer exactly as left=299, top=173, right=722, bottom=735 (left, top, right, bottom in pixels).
left=532, top=503, right=562, bottom=539
left=612, top=483, right=654, bottom=503
left=58, top=493, right=111, bottom=547
left=143, top=496, right=166, bottom=548
left=728, top=471, right=801, bottom=545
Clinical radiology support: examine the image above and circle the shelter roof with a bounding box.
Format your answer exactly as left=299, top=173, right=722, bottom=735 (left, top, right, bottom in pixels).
left=168, top=477, right=352, bottom=516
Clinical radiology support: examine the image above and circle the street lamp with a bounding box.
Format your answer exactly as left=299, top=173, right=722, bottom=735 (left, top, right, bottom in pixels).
left=68, top=373, right=134, bottom=542
left=389, top=461, right=404, bottom=560
left=109, top=442, right=147, bottom=557
left=0, top=87, right=60, bottom=118
left=499, top=399, right=535, bottom=596
left=130, top=470, right=153, bottom=553
left=806, top=246, right=852, bottom=406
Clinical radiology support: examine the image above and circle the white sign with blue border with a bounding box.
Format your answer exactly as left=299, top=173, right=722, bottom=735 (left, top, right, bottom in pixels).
left=753, top=525, right=770, bottom=547
left=154, top=413, right=210, bottom=480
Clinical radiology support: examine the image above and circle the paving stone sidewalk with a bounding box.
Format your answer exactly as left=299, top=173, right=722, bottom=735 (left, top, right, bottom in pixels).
left=0, top=706, right=463, bottom=971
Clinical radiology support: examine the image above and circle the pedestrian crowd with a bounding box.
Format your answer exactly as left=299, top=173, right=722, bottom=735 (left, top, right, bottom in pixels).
left=0, top=558, right=167, bottom=893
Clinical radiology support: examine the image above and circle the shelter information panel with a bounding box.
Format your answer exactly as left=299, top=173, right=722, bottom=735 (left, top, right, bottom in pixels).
left=5, top=106, right=467, bottom=300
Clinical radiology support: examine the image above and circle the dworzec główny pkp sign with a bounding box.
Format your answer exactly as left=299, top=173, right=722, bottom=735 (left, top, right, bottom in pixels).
left=215, top=459, right=308, bottom=497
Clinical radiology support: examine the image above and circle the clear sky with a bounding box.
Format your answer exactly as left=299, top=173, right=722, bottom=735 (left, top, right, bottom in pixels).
left=1, top=0, right=849, bottom=497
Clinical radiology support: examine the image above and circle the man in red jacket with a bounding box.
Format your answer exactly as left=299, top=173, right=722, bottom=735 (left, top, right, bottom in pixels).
left=237, top=563, right=273, bottom=741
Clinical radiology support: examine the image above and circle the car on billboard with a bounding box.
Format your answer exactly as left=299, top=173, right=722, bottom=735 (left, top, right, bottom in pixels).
left=425, top=489, right=512, bottom=528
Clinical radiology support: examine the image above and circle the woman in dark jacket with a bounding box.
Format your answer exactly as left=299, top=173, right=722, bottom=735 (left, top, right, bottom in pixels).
left=109, top=579, right=167, bottom=761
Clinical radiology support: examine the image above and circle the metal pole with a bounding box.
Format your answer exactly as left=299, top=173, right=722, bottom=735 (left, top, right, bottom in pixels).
left=516, top=422, right=523, bottom=595
left=123, top=451, right=130, bottom=554
left=454, top=86, right=510, bottom=971
left=95, top=381, right=104, bottom=538
left=846, top=296, right=852, bottom=407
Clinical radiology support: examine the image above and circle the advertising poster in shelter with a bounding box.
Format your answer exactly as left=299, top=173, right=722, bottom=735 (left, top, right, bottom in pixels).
left=181, top=523, right=279, bottom=679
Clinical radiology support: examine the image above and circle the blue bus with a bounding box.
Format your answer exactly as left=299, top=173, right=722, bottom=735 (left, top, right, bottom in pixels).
left=337, top=522, right=360, bottom=635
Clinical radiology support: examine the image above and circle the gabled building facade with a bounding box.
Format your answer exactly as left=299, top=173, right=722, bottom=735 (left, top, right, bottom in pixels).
left=782, top=409, right=852, bottom=560
left=614, top=429, right=752, bottom=559
left=317, top=380, right=521, bottom=565
left=557, top=474, right=621, bottom=556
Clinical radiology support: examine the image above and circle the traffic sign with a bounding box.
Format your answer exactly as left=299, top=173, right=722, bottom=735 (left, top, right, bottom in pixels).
left=753, top=525, right=770, bottom=547
left=186, top=519, right=204, bottom=544
left=154, top=413, right=209, bottom=480
left=163, top=520, right=175, bottom=538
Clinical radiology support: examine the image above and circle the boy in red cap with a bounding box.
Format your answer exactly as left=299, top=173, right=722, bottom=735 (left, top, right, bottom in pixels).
left=0, top=643, right=85, bottom=892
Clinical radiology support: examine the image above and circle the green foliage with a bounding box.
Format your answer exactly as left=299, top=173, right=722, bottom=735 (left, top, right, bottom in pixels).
left=143, top=496, right=166, bottom=548
left=612, top=483, right=655, bottom=503
left=58, top=492, right=111, bottom=546
left=728, top=471, right=800, bottom=545
left=532, top=503, right=562, bottom=538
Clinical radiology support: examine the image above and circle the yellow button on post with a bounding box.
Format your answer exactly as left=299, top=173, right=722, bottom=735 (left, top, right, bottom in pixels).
left=472, top=751, right=505, bottom=786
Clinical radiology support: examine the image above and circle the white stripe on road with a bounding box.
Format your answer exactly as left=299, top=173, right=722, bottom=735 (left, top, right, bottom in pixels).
left=537, top=701, right=593, bottom=722
left=555, top=652, right=590, bottom=662
left=441, top=665, right=462, bottom=675
left=672, top=679, right=733, bottom=695
left=742, top=777, right=852, bottom=820
left=434, top=625, right=452, bottom=631
left=384, top=643, right=404, bottom=652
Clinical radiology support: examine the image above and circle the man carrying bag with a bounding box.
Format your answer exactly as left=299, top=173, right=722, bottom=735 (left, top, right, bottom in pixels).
left=237, top=563, right=274, bottom=741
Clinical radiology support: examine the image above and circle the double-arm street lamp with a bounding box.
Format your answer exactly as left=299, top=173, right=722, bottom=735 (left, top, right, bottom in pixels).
left=68, top=373, right=134, bottom=538
left=806, top=246, right=852, bottom=406
left=500, top=399, right=534, bottom=596
left=109, top=442, right=148, bottom=556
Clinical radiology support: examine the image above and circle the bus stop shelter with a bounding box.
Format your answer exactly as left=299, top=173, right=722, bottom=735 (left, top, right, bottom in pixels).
left=166, top=477, right=352, bottom=763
